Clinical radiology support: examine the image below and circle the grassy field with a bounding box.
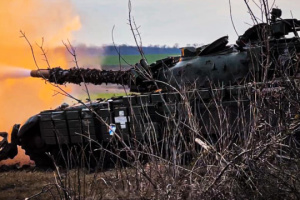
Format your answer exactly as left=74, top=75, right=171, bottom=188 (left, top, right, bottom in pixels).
left=77, top=92, right=142, bottom=101
left=100, top=54, right=178, bottom=66
left=84, top=92, right=130, bottom=100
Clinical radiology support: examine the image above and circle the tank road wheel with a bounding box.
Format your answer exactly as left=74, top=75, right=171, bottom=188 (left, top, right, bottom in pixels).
left=23, top=147, right=53, bottom=168
left=21, top=132, right=53, bottom=168
left=19, top=115, right=53, bottom=168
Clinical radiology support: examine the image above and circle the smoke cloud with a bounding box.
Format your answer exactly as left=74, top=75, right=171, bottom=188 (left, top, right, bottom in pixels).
left=0, top=0, right=81, bottom=165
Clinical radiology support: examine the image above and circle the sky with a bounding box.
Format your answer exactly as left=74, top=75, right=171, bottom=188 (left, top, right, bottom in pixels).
left=70, top=0, right=300, bottom=47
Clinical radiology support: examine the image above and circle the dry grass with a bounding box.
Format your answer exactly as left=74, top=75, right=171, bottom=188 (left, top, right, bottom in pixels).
left=0, top=166, right=175, bottom=200
left=0, top=170, right=55, bottom=200
left=0, top=168, right=128, bottom=200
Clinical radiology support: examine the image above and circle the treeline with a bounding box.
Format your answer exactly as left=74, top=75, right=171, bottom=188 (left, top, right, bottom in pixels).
left=73, top=44, right=181, bottom=56
left=103, top=45, right=180, bottom=55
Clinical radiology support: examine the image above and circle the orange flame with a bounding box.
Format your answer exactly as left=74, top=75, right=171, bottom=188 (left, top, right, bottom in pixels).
left=0, top=0, right=81, bottom=165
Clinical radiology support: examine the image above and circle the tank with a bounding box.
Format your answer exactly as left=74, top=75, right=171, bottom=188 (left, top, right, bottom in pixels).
left=1, top=8, right=300, bottom=167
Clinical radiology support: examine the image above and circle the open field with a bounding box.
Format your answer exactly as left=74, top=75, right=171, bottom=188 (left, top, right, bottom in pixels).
left=79, top=92, right=139, bottom=100
left=100, top=54, right=178, bottom=66
left=68, top=51, right=179, bottom=69
left=88, top=92, right=127, bottom=100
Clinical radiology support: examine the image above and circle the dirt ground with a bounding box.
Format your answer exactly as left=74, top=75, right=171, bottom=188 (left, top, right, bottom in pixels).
left=0, top=166, right=153, bottom=200
left=0, top=169, right=56, bottom=200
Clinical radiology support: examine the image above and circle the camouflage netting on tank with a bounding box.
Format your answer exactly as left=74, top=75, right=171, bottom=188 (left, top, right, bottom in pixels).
left=48, top=67, right=131, bottom=86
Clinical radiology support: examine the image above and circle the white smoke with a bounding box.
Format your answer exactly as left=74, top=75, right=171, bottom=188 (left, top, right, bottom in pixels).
left=0, top=67, right=31, bottom=80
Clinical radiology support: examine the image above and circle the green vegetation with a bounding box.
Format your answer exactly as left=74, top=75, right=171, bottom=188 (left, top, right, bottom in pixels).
left=100, top=54, right=178, bottom=66
left=89, top=92, right=127, bottom=100
left=80, top=92, right=140, bottom=100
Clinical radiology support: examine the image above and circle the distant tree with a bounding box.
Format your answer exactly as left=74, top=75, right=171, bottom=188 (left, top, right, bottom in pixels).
left=173, top=43, right=179, bottom=48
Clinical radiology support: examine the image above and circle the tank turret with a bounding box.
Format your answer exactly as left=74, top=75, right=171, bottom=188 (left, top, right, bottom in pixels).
left=29, top=9, right=300, bottom=93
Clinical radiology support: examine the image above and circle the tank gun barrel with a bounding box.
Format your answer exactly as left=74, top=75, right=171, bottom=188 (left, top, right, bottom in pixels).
left=30, top=69, right=50, bottom=79
left=30, top=67, right=131, bottom=86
